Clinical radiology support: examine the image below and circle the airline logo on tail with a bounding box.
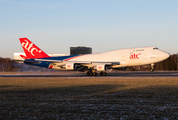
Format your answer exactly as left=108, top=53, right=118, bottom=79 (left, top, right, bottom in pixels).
left=21, top=39, right=41, bottom=56
left=19, top=38, right=50, bottom=59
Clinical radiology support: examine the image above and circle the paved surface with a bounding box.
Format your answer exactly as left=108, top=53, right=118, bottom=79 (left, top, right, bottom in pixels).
left=0, top=71, right=178, bottom=77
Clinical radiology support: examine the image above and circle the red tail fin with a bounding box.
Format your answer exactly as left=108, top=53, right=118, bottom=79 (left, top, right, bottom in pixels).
left=19, top=38, right=50, bottom=59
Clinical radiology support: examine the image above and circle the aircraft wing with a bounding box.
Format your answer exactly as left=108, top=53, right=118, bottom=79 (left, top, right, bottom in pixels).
left=47, top=60, right=122, bottom=72
left=35, top=59, right=63, bottom=63
left=34, top=59, right=120, bottom=65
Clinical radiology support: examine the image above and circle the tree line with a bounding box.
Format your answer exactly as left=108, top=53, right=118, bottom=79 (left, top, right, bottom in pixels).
left=0, top=57, right=15, bottom=71
left=127, top=54, right=178, bottom=71
left=0, top=57, right=48, bottom=72
left=154, top=54, right=178, bottom=71
left=0, top=54, right=178, bottom=72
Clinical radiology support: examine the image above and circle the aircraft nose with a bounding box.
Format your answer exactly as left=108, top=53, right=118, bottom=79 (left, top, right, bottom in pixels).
left=165, top=53, right=170, bottom=59
left=161, top=52, right=170, bottom=60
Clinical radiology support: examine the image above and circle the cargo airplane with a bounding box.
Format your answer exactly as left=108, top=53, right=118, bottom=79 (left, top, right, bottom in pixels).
left=19, top=38, right=170, bottom=76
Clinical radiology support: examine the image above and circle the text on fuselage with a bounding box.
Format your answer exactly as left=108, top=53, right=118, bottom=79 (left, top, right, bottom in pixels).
left=130, top=53, right=141, bottom=59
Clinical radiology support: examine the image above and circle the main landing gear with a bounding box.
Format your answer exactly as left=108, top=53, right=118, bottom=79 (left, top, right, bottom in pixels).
left=87, top=71, right=97, bottom=76
left=86, top=70, right=107, bottom=76
left=100, top=71, right=107, bottom=76
left=151, top=63, right=154, bottom=72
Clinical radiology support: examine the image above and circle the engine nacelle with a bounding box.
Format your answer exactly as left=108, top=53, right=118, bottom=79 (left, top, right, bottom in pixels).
left=49, top=63, right=74, bottom=70
left=95, top=65, right=106, bottom=71
left=64, top=63, right=74, bottom=70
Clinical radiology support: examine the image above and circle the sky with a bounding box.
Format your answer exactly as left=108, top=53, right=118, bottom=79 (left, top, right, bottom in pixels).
left=0, top=0, right=178, bottom=58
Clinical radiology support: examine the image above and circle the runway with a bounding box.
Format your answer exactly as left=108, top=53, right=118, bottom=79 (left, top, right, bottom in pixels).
left=0, top=71, right=178, bottom=77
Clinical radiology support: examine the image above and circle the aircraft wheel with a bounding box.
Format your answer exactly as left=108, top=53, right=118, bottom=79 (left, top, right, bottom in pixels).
left=89, top=72, right=93, bottom=76
left=100, top=72, right=103, bottom=76
left=87, top=72, right=90, bottom=76
left=87, top=71, right=98, bottom=76
left=103, top=72, right=106, bottom=76
left=100, top=72, right=106, bottom=76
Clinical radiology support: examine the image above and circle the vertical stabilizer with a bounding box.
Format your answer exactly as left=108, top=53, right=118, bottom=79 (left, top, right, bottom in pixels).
left=19, top=38, right=50, bottom=59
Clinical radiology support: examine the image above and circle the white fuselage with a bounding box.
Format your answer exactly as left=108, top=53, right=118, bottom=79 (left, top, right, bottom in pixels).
left=64, top=47, right=169, bottom=68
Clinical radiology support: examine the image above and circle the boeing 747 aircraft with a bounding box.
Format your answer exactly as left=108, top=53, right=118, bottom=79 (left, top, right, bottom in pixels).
left=19, top=38, right=170, bottom=76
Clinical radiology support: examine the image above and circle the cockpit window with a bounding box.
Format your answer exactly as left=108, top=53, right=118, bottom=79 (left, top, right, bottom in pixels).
left=153, top=47, right=158, bottom=50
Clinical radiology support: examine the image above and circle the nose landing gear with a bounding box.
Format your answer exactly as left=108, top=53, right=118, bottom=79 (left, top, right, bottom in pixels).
left=151, top=63, right=154, bottom=72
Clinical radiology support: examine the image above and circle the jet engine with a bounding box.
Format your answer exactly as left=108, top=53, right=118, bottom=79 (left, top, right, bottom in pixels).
left=49, top=63, right=75, bottom=70
left=95, top=65, right=106, bottom=71
left=63, top=63, right=74, bottom=70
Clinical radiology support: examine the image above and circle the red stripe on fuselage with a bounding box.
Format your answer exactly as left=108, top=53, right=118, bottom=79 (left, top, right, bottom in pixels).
left=49, top=65, right=53, bottom=68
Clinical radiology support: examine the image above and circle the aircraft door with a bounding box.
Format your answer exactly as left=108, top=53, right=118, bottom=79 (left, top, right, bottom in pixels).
left=130, top=48, right=135, bottom=55
left=129, top=48, right=141, bottom=65
left=129, top=48, right=135, bottom=65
